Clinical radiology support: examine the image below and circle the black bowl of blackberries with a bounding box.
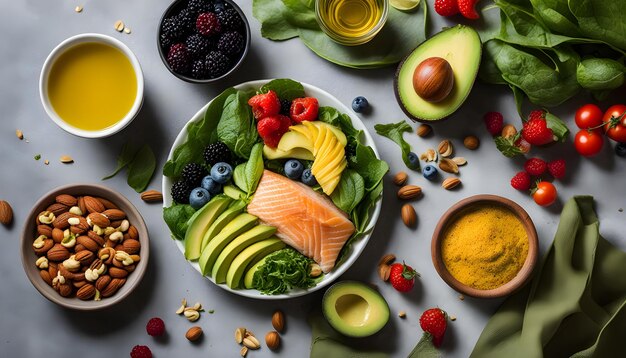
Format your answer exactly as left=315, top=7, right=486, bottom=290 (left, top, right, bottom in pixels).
left=158, top=0, right=250, bottom=83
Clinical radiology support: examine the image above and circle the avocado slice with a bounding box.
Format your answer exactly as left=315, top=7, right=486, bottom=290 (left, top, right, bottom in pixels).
left=243, top=255, right=268, bottom=289
left=199, top=200, right=246, bottom=252
left=184, top=195, right=232, bottom=261
left=199, top=213, right=258, bottom=276
left=211, top=225, right=277, bottom=283
left=322, top=281, right=390, bottom=337
left=394, top=25, right=482, bottom=122
left=223, top=184, right=246, bottom=200
left=226, top=238, right=286, bottom=289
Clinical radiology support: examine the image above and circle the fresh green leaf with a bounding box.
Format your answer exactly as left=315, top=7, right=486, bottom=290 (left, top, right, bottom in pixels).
left=576, top=58, right=625, bottom=91
left=252, top=248, right=316, bottom=295
left=568, top=0, right=626, bottom=51
left=317, top=107, right=360, bottom=139
left=282, top=0, right=318, bottom=29
left=102, top=143, right=137, bottom=180
left=252, top=0, right=299, bottom=40
left=528, top=0, right=581, bottom=36
left=374, top=120, right=418, bottom=171
left=163, top=204, right=196, bottom=241
left=545, top=112, right=569, bottom=141
left=233, top=164, right=247, bottom=192
left=494, top=133, right=525, bottom=157
left=127, top=145, right=156, bottom=193
left=245, top=143, right=265, bottom=194
left=258, top=79, right=305, bottom=100
left=408, top=333, right=441, bottom=358
left=330, top=170, right=365, bottom=213
left=217, top=91, right=259, bottom=159
left=350, top=142, right=388, bottom=191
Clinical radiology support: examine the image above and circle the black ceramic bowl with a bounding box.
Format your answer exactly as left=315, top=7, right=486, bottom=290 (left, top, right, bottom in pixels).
left=157, top=0, right=250, bottom=83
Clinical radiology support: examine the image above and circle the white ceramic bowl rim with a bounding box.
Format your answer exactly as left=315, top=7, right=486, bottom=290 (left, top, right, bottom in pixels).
left=39, top=33, right=145, bottom=138
left=162, top=80, right=383, bottom=299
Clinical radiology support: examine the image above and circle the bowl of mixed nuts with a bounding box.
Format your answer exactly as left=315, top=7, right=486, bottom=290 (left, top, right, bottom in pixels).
left=20, top=184, right=149, bottom=310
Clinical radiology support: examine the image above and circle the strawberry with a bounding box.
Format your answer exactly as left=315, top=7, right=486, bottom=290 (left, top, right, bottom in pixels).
left=510, top=171, right=531, bottom=191
left=419, top=308, right=448, bottom=347
left=257, top=115, right=290, bottom=148
left=458, top=0, right=479, bottom=19
left=522, top=118, right=554, bottom=146
left=290, top=97, right=319, bottom=123
left=515, top=137, right=532, bottom=154
left=389, top=262, right=418, bottom=292
left=528, top=109, right=546, bottom=122
left=524, top=158, right=547, bottom=176
left=434, top=0, right=459, bottom=16
left=547, top=159, right=566, bottom=179
left=484, top=112, right=504, bottom=136
left=248, top=90, right=281, bottom=120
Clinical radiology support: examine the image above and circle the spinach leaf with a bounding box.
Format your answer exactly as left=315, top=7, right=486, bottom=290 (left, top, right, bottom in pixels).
left=258, top=79, right=305, bottom=100
left=163, top=204, right=196, bottom=241
left=528, top=0, right=581, bottom=37
left=374, top=120, right=419, bottom=171
left=102, top=143, right=138, bottom=180
left=252, top=248, right=316, bottom=295
left=252, top=0, right=299, bottom=40
left=232, top=143, right=265, bottom=196
left=576, top=58, right=625, bottom=90
left=233, top=164, right=248, bottom=193
left=350, top=142, right=388, bottom=191
left=217, top=90, right=259, bottom=159
left=330, top=170, right=365, bottom=213
left=568, top=0, right=626, bottom=51
left=317, top=107, right=360, bottom=139
left=127, top=144, right=156, bottom=192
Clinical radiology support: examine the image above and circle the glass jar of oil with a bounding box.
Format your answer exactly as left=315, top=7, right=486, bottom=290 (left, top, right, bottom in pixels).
left=316, top=0, right=388, bottom=46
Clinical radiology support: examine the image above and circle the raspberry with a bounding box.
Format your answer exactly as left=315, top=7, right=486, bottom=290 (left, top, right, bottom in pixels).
left=528, top=109, right=546, bottom=122
left=290, top=97, right=319, bottom=123
left=248, top=91, right=281, bottom=120
left=257, top=115, right=290, bottom=148
left=522, top=118, right=554, bottom=146
left=217, top=31, right=245, bottom=56
left=547, top=159, right=566, bottom=180
left=196, top=12, right=221, bottom=37
left=524, top=158, right=547, bottom=176
left=510, top=171, right=531, bottom=191
left=205, top=50, right=230, bottom=78
left=217, top=8, right=244, bottom=30
left=458, top=0, right=479, bottom=19
left=167, top=43, right=191, bottom=75
left=434, top=0, right=459, bottom=16
left=484, top=112, right=504, bottom=136
left=146, top=317, right=165, bottom=337
left=130, top=345, right=152, bottom=358
left=186, top=33, right=214, bottom=58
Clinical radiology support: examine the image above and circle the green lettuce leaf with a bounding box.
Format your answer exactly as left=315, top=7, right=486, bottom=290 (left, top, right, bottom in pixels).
left=374, top=120, right=418, bottom=171
left=217, top=91, right=259, bottom=159
left=330, top=170, right=365, bottom=213
left=163, top=204, right=196, bottom=241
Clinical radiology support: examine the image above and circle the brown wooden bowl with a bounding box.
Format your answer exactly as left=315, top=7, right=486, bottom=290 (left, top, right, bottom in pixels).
left=431, top=194, right=538, bottom=298
left=21, top=184, right=149, bottom=310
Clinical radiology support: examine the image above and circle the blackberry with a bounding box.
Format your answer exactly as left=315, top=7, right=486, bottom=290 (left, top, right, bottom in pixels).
left=176, top=8, right=195, bottom=32
left=203, top=141, right=232, bottom=165
left=191, top=59, right=209, bottom=79
left=187, top=0, right=212, bottom=14
left=279, top=99, right=292, bottom=116
left=206, top=50, right=230, bottom=78
left=181, top=163, right=208, bottom=186
left=186, top=33, right=213, bottom=58
left=217, top=31, right=245, bottom=57
left=161, top=16, right=187, bottom=42
left=196, top=12, right=221, bottom=37
left=217, top=8, right=243, bottom=30
left=167, top=43, right=191, bottom=74
left=160, top=33, right=173, bottom=50
left=345, top=142, right=357, bottom=162
left=171, top=180, right=192, bottom=204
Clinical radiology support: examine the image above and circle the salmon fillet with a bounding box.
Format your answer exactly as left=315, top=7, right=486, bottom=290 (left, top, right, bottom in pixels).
left=247, top=170, right=355, bottom=273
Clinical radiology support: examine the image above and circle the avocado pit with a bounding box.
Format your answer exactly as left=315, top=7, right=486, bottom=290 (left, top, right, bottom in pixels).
left=413, top=57, right=454, bottom=103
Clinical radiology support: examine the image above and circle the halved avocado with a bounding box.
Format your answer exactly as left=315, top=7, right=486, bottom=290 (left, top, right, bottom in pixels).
left=394, top=25, right=482, bottom=122
left=322, top=281, right=390, bottom=337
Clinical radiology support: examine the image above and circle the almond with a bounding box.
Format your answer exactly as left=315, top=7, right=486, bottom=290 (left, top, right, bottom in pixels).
left=392, top=172, right=408, bottom=186
left=185, top=326, right=203, bottom=341
left=69, top=216, right=89, bottom=234
left=122, top=239, right=141, bottom=254
left=397, top=185, right=422, bottom=200
left=48, top=262, right=58, bottom=279
left=84, top=196, right=105, bottom=213
left=102, top=208, right=125, bottom=220
left=127, top=225, right=138, bottom=240
left=87, top=212, right=110, bottom=228
left=378, top=264, right=391, bottom=281
left=101, top=278, right=125, bottom=297
left=76, top=235, right=98, bottom=252
left=76, top=283, right=96, bottom=300
left=59, top=155, right=74, bottom=164
left=97, top=197, right=119, bottom=210
left=51, top=228, right=64, bottom=243
left=378, top=254, right=396, bottom=266
left=73, top=279, right=88, bottom=289
left=37, top=225, right=53, bottom=238
left=109, top=266, right=128, bottom=278
left=95, top=275, right=112, bottom=291
left=442, top=177, right=461, bottom=190
left=46, top=203, right=69, bottom=216
left=438, top=140, right=453, bottom=157
left=140, top=190, right=163, bottom=203
left=33, top=238, right=54, bottom=255
left=0, top=200, right=13, bottom=226
left=463, top=135, right=480, bottom=150
left=439, top=158, right=459, bottom=174
left=87, top=230, right=105, bottom=247
left=74, top=250, right=95, bottom=266
left=40, top=270, right=53, bottom=286
left=272, top=310, right=285, bottom=332
left=265, top=331, right=280, bottom=350
left=52, top=212, right=75, bottom=230
left=401, top=204, right=417, bottom=228
left=416, top=124, right=432, bottom=137
left=55, top=194, right=77, bottom=207
left=58, top=283, right=73, bottom=297
left=77, top=197, right=87, bottom=215
left=124, top=264, right=136, bottom=273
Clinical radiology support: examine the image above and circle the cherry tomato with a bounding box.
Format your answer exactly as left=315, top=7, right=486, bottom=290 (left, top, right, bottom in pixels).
left=603, top=104, right=626, bottom=143
left=574, top=129, right=604, bottom=157
left=575, top=104, right=604, bottom=129
left=533, top=182, right=557, bottom=207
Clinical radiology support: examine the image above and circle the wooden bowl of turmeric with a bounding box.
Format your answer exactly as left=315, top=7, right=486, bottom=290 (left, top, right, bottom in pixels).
left=431, top=194, right=538, bottom=298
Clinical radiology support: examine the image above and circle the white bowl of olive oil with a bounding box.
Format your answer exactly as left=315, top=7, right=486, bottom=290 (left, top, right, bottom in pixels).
left=315, top=0, right=388, bottom=46
left=39, top=33, right=144, bottom=138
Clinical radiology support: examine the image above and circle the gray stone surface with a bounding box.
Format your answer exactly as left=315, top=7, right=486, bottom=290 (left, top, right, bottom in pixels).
left=1, top=0, right=625, bottom=357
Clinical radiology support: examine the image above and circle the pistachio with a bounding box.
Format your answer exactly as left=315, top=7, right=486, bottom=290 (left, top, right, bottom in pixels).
left=438, top=140, right=453, bottom=157
left=235, top=327, right=246, bottom=344
left=74, top=5, right=83, bottom=12
left=398, top=311, right=407, bottom=318
left=39, top=211, right=56, bottom=224
left=114, top=20, right=124, bottom=32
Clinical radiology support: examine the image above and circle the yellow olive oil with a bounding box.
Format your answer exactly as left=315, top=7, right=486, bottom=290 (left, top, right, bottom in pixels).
left=48, top=42, right=137, bottom=131
left=317, top=0, right=385, bottom=40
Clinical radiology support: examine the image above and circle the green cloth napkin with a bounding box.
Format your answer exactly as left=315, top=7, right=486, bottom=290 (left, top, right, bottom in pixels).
left=471, top=196, right=626, bottom=357
left=309, top=314, right=389, bottom=358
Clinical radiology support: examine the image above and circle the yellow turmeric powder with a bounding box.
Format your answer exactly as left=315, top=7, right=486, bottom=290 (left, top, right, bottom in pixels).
left=441, top=204, right=528, bottom=290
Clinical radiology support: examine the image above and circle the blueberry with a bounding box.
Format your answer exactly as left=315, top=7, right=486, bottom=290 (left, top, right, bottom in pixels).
left=616, top=143, right=626, bottom=157
left=284, top=159, right=304, bottom=180
left=407, top=152, right=420, bottom=170
left=210, top=162, right=233, bottom=184
left=301, top=168, right=317, bottom=186
left=201, top=175, right=222, bottom=195
left=423, top=165, right=438, bottom=180
left=352, top=96, right=369, bottom=113
left=189, top=187, right=211, bottom=210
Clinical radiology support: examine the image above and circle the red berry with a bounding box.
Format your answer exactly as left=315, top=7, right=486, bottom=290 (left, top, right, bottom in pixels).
left=290, top=97, right=319, bottom=123
left=196, top=12, right=221, bottom=37
left=510, top=171, right=531, bottom=191
left=130, top=345, right=152, bottom=358
left=458, top=0, right=479, bottom=19
left=248, top=90, right=281, bottom=120
left=389, top=262, right=417, bottom=292
left=522, top=118, right=554, bottom=146
left=419, top=308, right=448, bottom=347
left=257, top=115, right=290, bottom=148
left=514, top=137, right=532, bottom=154
left=484, top=112, right=504, bottom=136
left=523, top=157, right=547, bottom=176
left=146, top=317, right=165, bottom=337
left=528, top=109, right=546, bottom=122
left=547, top=159, right=566, bottom=180
left=167, top=43, right=191, bottom=74
left=434, top=0, right=459, bottom=16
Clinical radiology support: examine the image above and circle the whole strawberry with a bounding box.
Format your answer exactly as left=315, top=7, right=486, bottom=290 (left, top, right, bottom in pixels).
left=248, top=90, right=281, bottom=120
left=522, top=118, right=554, bottom=146
left=419, top=308, right=448, bottom=347
left=484, top=111, right=504, bottom=136
left=389, top=262, right=418, bottom=292
left=434, top=0, right=459, bottom=16
left=524, top=157, right=547, bottom=176
left=510, top=171, right=531, bottom=191
left=547, top=159, right=566, bottom=179
left=257, top=115, right=290, bottom=148
left=458, top=0, right=479, bottom=19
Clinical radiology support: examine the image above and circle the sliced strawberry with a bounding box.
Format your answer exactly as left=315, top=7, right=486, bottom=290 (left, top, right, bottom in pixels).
left=248, top=90, right=281, bottom=120
left=290, top=97, right=319, bottom=123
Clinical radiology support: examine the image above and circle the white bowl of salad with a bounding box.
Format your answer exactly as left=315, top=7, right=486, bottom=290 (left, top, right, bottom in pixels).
left=162, top=79, right=387, bottom=299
